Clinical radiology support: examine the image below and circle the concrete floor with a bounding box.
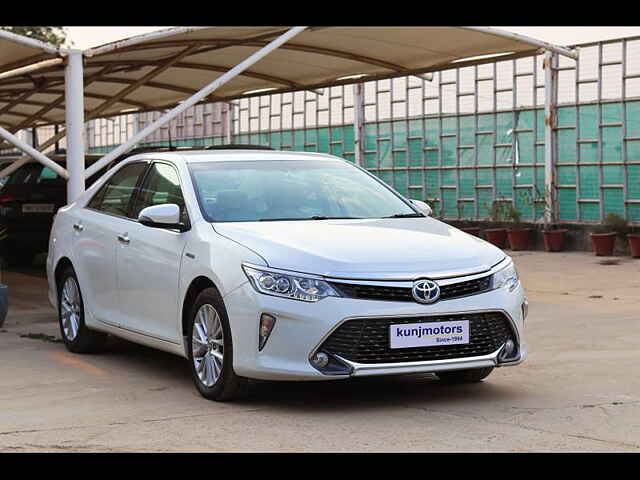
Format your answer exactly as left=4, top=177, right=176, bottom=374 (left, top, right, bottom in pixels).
left=0, top=251, right=639, bottom=452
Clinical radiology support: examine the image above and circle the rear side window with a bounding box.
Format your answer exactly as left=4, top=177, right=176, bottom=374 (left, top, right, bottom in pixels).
left=7, top=163, right=42, bottom=185
left=87, top=163, right=147, bottom=217
left=130, top=162, right=186, bottom=220
left=36, top=167, right=65, bottom=186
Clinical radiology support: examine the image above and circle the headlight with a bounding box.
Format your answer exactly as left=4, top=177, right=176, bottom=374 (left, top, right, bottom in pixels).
left=491, top=259, right=519, bottom=292
left=242, top=264, right=340, bottom=302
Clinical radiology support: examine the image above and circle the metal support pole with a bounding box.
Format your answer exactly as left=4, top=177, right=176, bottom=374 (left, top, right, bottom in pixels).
left=544, top=50, right=558, bottom=226
left=86, top=26, right=308, bottom=178
left=64, top=49, right=86, bottom=203
left=0, top=126, right=68, bottom=178
left=353, top=82, right=365, bottom=167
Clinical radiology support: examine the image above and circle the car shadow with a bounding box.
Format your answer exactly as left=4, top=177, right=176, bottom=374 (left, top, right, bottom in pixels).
left=99, top=335, right=523, bottom=412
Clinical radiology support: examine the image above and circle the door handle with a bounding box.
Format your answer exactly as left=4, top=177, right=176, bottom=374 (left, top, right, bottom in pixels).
left=117, top=233, right=130, bottom=245
left=73, top=223, right=84, bottom=232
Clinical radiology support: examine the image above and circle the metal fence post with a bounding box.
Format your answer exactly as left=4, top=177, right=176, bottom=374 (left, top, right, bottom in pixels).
left=64, top=49, right=86, bottom=203
left=353, top=82, right=365, bottom=167
left=226, top=102, right=234, bottom=145
left=544, top=50, right=558, bottom=226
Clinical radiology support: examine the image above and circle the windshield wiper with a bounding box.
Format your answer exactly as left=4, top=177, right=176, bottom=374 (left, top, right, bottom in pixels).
left=259, top=216, right=362, bottom=221
left=383, top=213, right=425, bottom=218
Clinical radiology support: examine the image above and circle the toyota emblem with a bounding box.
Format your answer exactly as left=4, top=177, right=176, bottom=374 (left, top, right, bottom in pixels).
left=411, top=279, right=441, bottom=304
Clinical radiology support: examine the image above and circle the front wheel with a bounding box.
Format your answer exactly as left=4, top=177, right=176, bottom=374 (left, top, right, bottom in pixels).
left=57, top=266, right=107, bottom=353
left=436, top=367, right=494, bottom=384
left=187, top=287, right=248, bottom=401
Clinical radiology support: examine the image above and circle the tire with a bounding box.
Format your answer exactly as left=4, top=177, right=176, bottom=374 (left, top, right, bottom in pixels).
left=57, top=266, right=107, bottom=353
left=436, top=367, right=494, bottom=384
left=187, top=287, right=248, bottom=401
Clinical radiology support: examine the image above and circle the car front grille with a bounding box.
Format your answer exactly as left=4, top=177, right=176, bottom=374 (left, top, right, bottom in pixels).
left=329, top=275, right=492, bottom=303
left=318, top=311, right=515, bottom=364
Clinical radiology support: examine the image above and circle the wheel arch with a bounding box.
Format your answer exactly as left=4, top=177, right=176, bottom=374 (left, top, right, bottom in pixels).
left=54, top=256, right=74, bottom=291
left=181, top=275, right=220, bottom=339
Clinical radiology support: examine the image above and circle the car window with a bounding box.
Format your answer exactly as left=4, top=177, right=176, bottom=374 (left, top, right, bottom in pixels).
left=189, top=159, right=416, bottom=222
left=87, top=162, right=147, bottom=217
left=36, top=167, right=65, bottom=186
left=7, top=163, right=42, bottom=185
left=131, top=163, right=187, bottom=221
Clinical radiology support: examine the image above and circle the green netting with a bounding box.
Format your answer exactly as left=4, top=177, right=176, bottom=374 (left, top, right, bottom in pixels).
left=87, top=101, right=638, bottom=224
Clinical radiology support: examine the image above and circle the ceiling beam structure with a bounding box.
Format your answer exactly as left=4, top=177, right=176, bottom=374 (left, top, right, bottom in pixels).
left=0, top=26, right=579, bottom=204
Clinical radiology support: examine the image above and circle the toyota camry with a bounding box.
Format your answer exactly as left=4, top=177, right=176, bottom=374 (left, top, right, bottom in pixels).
left=47, top=149, right=528, bottom=401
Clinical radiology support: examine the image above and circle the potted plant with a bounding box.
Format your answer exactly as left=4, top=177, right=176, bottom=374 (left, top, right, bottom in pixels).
left=535, top=186, right=568, bottom=252
left=506, top=205, right=531, bottom=251
left=456, top=201, right=481, bottom=238
left=591, top=213, right=628, bottom=256
left=627, top=225, right=640, bottom=258
left=0, top=227, right=7, bottom=328
left=484, top=200, right=509, bottom=248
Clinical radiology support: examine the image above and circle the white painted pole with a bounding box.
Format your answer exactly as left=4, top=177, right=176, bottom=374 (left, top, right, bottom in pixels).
left=86, top=26, right=308, bottom=178
left=353, top=82, right=365, bottom=167
left=544, top=50, right=558, bottom=227
left=0, top=58, right=64, bottom=81
left=64, top=50, right=86, bottom=203
left=0, top=126, right=68, bottom=178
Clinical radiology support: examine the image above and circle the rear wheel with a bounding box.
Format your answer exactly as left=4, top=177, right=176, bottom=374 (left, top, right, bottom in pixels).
left=57, top=266, right=107, bottom=353
left=187, top=287, right=248, bottom=401
left=436, top=367, right=494, bottom=384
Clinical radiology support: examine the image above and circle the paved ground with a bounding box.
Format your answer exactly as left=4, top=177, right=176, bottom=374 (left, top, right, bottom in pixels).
left=0, top=251, right=639, bottom=452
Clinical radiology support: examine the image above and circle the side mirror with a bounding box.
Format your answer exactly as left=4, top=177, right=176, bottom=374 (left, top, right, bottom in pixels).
left=138, top=203, right=188, bottom=232
left=409, top=199, right=432, bottom=217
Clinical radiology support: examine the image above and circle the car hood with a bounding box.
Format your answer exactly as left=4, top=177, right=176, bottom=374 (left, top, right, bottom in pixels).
left=213, top=217, right=505, bottom=280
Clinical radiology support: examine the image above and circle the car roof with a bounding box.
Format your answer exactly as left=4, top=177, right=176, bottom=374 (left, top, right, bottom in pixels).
left=126, top=149, right=342, bottom=164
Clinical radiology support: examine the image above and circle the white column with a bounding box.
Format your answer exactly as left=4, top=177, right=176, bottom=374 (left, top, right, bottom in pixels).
left=64, top=49, right=86, bottom=203
left=544, top=50, right=558, bottom=227
left=353, top=82, right=365, bottom=167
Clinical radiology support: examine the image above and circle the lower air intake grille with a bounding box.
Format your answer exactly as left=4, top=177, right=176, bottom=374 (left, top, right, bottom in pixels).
left=319, top=312, right=515, bottom=364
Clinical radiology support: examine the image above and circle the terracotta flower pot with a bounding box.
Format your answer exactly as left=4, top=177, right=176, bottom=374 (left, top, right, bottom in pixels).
left=590, top=232, right=616, bottom=256
left=628, top=234, right=640, bottom=258
left=460, top=227, right=482, bottom=238
left=542, top=229, right=567, bottom=252
left=484, top=228, right=507, bottom=248
left=507, top=229, right=531, bottom=251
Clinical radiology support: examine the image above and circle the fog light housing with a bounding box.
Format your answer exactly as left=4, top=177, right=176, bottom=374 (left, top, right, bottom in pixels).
left=498, top=339, right=517, bottom=362
left=522, top=299, right=529, bottom=322
left=258, top=313, right=276, bottom=351
left=311, top=352, right=329, bottom=368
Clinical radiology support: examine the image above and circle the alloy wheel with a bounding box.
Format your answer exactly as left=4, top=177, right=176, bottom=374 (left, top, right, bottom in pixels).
left=60, top=277, right=81, bottom=341
left=192, top=303, right=224, bottom=387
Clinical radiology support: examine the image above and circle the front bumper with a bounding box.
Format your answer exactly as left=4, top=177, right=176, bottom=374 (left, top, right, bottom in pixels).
left=223, top=280, right=527, bottom=381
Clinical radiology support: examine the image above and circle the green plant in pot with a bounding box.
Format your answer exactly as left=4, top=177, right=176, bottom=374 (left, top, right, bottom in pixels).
left=484, top=199, right=509, bottom=248
left=535, top=185, right=567, bottom=252
left=505, top=204, right=531, bottom=251
left=456, top=200, right=481, bottom=238
left=591, top=213, right=628, bottom=256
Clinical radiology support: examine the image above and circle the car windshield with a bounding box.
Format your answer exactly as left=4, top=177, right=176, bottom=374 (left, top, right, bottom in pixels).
left=189, top=159, right=420, bottom=222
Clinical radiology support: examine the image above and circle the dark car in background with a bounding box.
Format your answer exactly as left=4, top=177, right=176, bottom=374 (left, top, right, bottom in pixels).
left=0, top=146, right=217, bottom=266
left=0, top=155, right=109, bottom=266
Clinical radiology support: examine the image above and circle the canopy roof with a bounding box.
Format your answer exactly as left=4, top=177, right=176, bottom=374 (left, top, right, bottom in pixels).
left=0, top=26, right=577, bottom=129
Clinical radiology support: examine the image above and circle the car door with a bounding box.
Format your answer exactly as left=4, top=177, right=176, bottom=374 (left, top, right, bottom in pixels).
left=72, top=161, right=148, bottom=327
left=115, top=161, right=189, bottom=343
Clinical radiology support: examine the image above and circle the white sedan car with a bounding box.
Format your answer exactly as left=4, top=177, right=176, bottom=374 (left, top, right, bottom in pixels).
left=47, top=149, right=527, bottom=401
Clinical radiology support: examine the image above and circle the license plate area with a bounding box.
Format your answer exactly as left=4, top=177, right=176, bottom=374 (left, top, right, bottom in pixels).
left=389, top=320, right=470, bottom=349
left=22, top=204, right=55, bottom=213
